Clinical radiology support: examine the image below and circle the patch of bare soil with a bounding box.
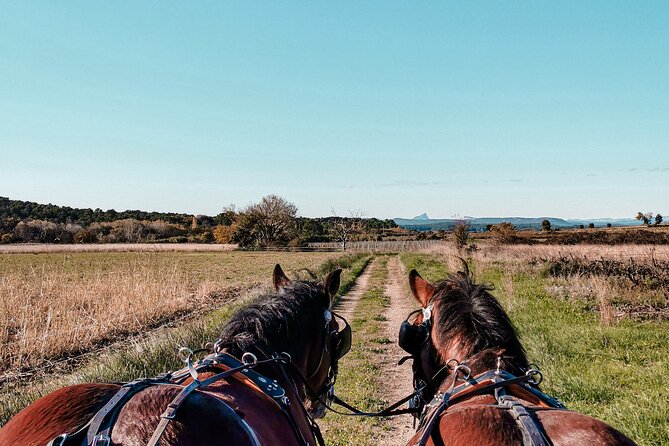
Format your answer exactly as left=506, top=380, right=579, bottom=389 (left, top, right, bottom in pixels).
left=378, top=256, right=417, bottom=446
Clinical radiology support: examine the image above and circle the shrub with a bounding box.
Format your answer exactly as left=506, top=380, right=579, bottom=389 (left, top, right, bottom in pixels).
left=213, top=224, right=237, bottom=244
left=452, top=221, right=470, bottom=250
left=489, top=222, right=518, bottom=244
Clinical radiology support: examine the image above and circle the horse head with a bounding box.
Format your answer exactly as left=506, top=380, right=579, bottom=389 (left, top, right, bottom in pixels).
left=219, top=263, right=350, bottom=419
left=400, top=264, right=528, bottom=409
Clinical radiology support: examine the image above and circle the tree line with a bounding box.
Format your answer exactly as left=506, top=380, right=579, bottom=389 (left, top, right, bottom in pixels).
left=0, top=196, right=398, bottom=247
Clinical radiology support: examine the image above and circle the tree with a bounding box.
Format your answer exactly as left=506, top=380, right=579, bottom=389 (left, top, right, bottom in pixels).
left=655, top=214, right=663, bottom=225
left=214, top=205, right=237, bottom=226
left=541, top=219, right=551, bottom=231
left=588, top=223, right=595, bottom=229
left=234, top=195, right=298, bottom=247
left=452, top=220, right=470, bottom=250
left=213, top=224, right=237, bottom=244
left=329, top=209, right=365, bottom=250
left=636, top=212, right=653, bottom=226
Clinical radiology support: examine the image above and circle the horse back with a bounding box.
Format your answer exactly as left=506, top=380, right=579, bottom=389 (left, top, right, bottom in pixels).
left=0, top=383, right=120, bottom=446
left=537, top=409, right=636, bottom=446
left=109, top=382, right=302, bottom=445
left=410, top=396, right=636, bottom=446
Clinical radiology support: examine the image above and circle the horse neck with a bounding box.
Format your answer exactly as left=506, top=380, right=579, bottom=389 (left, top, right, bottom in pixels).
left=224, top=327, right=316, bottom=397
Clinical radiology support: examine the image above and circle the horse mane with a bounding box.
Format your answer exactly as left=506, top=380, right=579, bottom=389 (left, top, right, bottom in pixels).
left=431, top=266, right=528, bottom=372
left=218, top=280, right=328, bottom=358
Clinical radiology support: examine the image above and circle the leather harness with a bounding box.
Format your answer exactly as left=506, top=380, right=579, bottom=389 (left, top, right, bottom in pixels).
left=412, top=369, right=566, bottom=446
left=47, top=352, right=324, bottom=446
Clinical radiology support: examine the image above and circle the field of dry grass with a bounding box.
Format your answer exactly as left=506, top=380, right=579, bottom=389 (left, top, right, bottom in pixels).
left=0, top=243, right=238, bottom=254
left=425, top=243, right=669, bottom=323
left=0, top=251, right=340, bottom=380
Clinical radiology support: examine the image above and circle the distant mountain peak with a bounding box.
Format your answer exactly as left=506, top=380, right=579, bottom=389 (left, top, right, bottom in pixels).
left=413, top=213, right=429, bottom=220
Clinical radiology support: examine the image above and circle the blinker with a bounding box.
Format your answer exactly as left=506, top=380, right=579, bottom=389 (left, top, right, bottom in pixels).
left=398, top=309, right=431, bottom=356
left=331, top=312, right=351, bottom=360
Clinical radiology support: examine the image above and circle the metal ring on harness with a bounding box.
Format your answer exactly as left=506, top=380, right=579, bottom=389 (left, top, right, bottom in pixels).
left=213, top=338, right=224, bottom=353
left=446, top=358, right=460, bottom=370
left=178, top=347, right=194, bottom=363
left=178, top=347, right=199, bottom=381
left=278, top=352, right=292, bottom=364
left=241, top=352, right=258, bottom=366
left=525, top=368, right=543, bottom=385
left=453, top=363, right=471, bottom=381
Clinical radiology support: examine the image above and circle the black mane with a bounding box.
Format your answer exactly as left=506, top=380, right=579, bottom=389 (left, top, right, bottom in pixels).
left=218, top=280, right=329, bottom=358
left=431, top=269, right=528, bottom=370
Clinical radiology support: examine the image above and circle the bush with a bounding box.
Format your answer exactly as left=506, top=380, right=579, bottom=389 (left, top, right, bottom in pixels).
left=490, top=222, right=518, bottom=244
left=452, top=221, right=470, bottom=250
left=213, top=224, right=237, bottom=244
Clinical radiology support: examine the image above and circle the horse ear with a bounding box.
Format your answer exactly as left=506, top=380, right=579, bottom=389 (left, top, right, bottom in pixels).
left=324, top=269, right=342, bottom=300
left=273, top=264, right=291, bottom=290
left=409, top=269, right=435, bottom=308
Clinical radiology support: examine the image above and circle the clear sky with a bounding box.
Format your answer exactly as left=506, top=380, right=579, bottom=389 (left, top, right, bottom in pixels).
left=1, top=1, right=667, bottom=219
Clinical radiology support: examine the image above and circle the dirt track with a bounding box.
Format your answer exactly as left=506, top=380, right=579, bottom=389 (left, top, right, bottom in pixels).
left=334, top=258, right=378, bottom=320
left=378, top=256, right=416, bottom=445
left=332, top=255, right=417, bottom=445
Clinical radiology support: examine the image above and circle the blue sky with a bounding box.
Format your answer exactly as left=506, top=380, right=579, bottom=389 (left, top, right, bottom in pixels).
left=1, top=1, right=667, bottom=219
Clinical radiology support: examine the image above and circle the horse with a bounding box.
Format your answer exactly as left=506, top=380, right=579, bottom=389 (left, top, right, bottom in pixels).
left=398, top=266, right=636, bottom=446
left=0, top=264, right=352, bottom=446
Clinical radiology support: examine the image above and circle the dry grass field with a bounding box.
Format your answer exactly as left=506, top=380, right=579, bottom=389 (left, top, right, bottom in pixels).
left=0, top=243, right=238, bottom=254
left=426, top=243, right=669, bottom=323
left=0, top=251, right=340, bottom=380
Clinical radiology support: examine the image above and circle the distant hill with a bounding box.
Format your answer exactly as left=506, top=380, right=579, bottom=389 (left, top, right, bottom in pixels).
left=412, top=213, right=430, bottom=220
left=393, top=216, right=643, bottom=231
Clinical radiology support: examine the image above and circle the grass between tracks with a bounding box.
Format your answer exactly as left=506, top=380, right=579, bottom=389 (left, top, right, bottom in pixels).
left=320, top=256, right=392, bottom=446
left=0, top=253, right=372, bottom=426
left=399, top=253, right=668, bottom=446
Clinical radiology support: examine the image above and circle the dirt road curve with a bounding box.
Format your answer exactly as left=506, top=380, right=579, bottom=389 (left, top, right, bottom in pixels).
left=378, top=256, right=417, bottom=445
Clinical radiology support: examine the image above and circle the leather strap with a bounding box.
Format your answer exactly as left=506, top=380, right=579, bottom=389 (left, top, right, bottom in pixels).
left=147, top=359, right=267, bottom=446
left=85, top=379, right=157, bottom=446
left=413, top=371, right=562, bottom=446
left=500, top=396, right=552, bottom=446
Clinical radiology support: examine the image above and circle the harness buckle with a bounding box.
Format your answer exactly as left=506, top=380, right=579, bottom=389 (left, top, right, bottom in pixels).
left=92, top=434, right=111, bottom=446
left=161, top=404, right=179, bottom=420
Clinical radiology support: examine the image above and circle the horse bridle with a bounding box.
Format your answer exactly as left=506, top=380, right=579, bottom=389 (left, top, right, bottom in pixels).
left=398, top=305, right=436, bottom=419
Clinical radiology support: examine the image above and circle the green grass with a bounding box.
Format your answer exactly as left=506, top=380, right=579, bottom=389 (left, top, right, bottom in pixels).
left=399, top=252, right=449, bottom=282
left=0, top=254, right=372, bottom=426
left=319, top=253, right=374, bottom=299
left=320, top=256, right=391, bottom=446
left=480, top=266, right=669, bottom=446
left=399, top=253, right=668, bottom=446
